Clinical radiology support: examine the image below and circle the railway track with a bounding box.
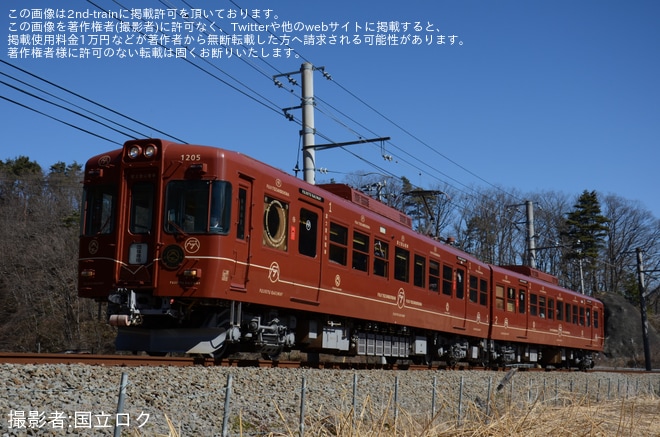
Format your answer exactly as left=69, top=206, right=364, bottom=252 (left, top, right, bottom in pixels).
left=0, top=352, right=422, bottom=369
left=0, top=352, right=477, bottom=370
left=0, top=352, right=655, bottom=373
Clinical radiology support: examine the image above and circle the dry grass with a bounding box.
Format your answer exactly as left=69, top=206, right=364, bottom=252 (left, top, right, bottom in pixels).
left=138, top=394, right=659, bottom=436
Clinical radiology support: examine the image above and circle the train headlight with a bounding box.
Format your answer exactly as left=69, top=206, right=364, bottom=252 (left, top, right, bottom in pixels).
left=80, top=269, right=95, bottom=278
left=144, top=144, right=156, bottom=158
left=128, top=145, right=141, bottom=159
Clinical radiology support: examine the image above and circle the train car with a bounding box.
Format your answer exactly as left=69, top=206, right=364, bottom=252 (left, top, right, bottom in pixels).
left=78, top=138, right=603, bottom=367
left=489, top=265, right=604, bottom=368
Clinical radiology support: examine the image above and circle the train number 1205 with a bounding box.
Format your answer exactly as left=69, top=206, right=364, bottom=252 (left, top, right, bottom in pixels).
left=181, top=154, right=201, bottom=161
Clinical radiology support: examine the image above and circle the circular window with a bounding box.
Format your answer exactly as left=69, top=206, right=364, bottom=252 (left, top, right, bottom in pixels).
left=264, top=199, right=287, bottom=249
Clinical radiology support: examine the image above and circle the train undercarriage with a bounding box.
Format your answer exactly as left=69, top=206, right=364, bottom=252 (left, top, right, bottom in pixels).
left=107, top=289, right=596, bottom=369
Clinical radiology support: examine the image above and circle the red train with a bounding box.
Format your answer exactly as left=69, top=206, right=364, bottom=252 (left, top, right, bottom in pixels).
left=78, top=139, right=604, bottom=368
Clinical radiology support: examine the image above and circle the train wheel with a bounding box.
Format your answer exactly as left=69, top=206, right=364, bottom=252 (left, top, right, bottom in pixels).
left=262, top=352, right=281, bottom=361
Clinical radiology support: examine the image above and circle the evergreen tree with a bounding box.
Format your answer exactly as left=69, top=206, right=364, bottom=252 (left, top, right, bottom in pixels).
left=562, top=190, right=609, bottom=294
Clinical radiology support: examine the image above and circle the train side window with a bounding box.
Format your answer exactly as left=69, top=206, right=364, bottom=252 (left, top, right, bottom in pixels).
left=456, top=268, right=465, bottom=300
left=414, top=255, right=426, bottom=288
left=507, top=287, right=516, bottom=312
left=429, top=260, right=440, bottom=292
left=263, top=195, right=288, bottom=251
left=565, top=303, right=572, bottom=324
left=442, top=265, right=453, bottom=296
left=298, top=208, right=318, bottom=258
left=539, top=296, right=546, bottom=318
left=329, top=222, right=348, bottom=266
left=556, top=301, right=563, bottom=321
left=480, top=279, right=488, bottom=306
left=495, top=285, right=504, bottom=310
left=373, top=239, right=389, bottom=277
left=548, top=299, right=555, bottom=320
left=593, top=310, right=599, bottom=329
left=352, top=231, right=369, bottom=272
left=519, top=290, right=526, bottom=314
left=394, top=248, right=410, bottom=282
left=572, top=305, right=579, bottom=324
left=529, top=293, right=538, bottom=316
left=236, top=188, right=246, bottom=240
left=469, top=276, right=478, bottom=303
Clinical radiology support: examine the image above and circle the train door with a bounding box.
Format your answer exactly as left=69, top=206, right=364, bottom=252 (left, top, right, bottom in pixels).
left=517, top=284, right=529, bottom=339
left=230, top=176, right=253, bottom=290
left=454, top=264, right=468, bottom=330
left=118, top=172, right=159, bottom=287
left=286, top=201, right=323, bottom=304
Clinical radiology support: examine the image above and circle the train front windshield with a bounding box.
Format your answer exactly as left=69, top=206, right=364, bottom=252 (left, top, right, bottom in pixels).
left=165, top=180, right=232, bottom=234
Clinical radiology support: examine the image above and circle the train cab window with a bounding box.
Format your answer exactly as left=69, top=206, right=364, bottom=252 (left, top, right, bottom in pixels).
left=556, top=301, right=563, bottom=321
left=506, top=287, right=516, bottom=312
left=414, top=255, right=426, bottom=288
left=298, top=208, right=318, bottom=258
left=469, top=276, right=478, bottom=303
left=530, top=293, right=538, bottom=316
left=519, top=290, right=526, bottom=314
left=480, top=279, right=488, bottom=306
left=329, top=222, right=348, bottom=266
left=572, top=305, right=579, bottom=324
left=539, top=296, right=546, bottom=318
left=548, top=299, right=555, bottom=320
left=129, top=182, right=154, bottom=234
left=166, top=180, right=227, bottom=234
left=579, top=307, right=585, bottom=326
left=209, top=182, right=232, bottom=235
left=373, top=239, right=389, bottom=277
left=429, top=260, right=440, bottom=292
left=593, top=311, right=599, bottom=329
left=394, top=248, right=410, bottom=282
left=442, top=265, right=453, bottom=296
left=495, top=285, right=505, bottom=310
left=82, top=185, right=115, bottom=236
left=565, top=303, right=572, bottom=324
left=586, top=309, right=591, bottom=327
left=352, top=231, right=369, bottom=272
left=262, top=195, right=289, bottom=251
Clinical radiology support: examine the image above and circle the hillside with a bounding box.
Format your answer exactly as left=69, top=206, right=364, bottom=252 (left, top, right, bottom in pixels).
left=599, top=292, right=660, bottom=368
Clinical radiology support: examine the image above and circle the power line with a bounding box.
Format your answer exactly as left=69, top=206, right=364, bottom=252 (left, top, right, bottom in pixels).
left=1, top=59, right=187, bottom=143
left=0, top=95, right=120, bottom=145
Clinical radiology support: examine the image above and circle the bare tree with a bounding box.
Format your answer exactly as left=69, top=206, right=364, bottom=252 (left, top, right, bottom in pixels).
left=602, top=194, right=660, bottom=299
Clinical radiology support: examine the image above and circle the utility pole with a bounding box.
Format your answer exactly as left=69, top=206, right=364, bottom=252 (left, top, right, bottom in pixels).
left=635, top=247, right=652, bottom=371
left=300, top=62, right=316, bottom=185
left=525, top=200, right=537, bottom=269
left=275, top=63, right=390, bottom=186
left=508, top=201, right=537, bottom=269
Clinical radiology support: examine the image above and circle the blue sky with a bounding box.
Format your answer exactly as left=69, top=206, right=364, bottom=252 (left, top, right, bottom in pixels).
left=2, top=0, right=659, bottom=218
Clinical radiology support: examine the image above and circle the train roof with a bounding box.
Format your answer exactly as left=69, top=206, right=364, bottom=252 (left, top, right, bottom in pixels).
left=499, top=265, right=559, bottom=285
left=318, top=183, right=413, bottom=229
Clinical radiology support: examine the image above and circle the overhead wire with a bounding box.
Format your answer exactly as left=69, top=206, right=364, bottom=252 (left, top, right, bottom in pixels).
left=0, top=59, right=187, bottom=143
left=0, top=95, right=120, bottom=145
left=220, top=1, right=524, bottom=208
left=1, top=77, right=140, bottom=139
left=6, top=0, right=516, bottom=217
left=0, top=69, right=147, bottom=139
